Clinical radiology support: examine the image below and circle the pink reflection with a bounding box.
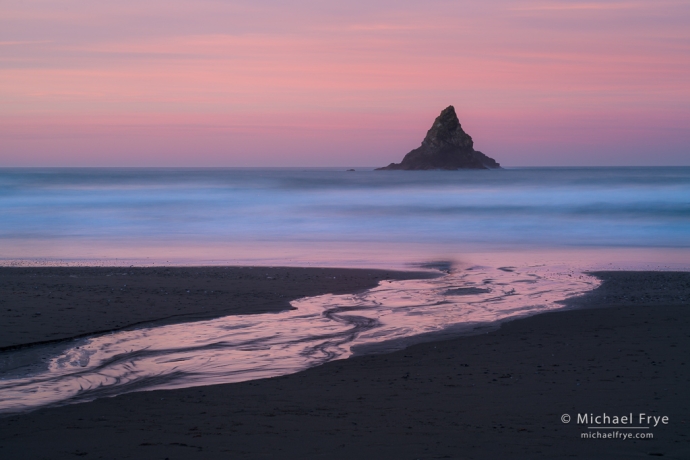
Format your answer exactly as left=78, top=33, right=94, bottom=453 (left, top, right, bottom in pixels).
left=0, top=263, right=598, bottom=413
left=3, top=240, right=690, bottom=272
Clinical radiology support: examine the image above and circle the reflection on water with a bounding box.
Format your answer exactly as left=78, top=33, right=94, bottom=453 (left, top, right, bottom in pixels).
left=0, top=264, right=598, bottom=414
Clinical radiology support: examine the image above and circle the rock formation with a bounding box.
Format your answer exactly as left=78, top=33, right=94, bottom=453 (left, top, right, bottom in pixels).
left=376, top=106, right=500, bottom=170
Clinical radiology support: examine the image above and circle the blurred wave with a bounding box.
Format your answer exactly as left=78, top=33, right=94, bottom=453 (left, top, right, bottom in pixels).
left=1, top=167, right=688, bottom=248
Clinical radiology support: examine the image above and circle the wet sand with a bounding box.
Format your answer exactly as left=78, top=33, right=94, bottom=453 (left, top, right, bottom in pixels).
left=0, top=269, right=689, bottom=459
left=0, top=266, right=435, bottom=350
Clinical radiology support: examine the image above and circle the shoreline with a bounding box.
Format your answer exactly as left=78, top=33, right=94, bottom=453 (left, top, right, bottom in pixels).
left=0, top=269, right=688, bottom=458
left=0, top=266, right=438, bottom=350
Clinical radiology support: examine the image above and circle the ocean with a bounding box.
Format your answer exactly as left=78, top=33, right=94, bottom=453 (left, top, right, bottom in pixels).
left=1, top=167, right=689, bottom=267
left=1, top=167, right=689, bottom=412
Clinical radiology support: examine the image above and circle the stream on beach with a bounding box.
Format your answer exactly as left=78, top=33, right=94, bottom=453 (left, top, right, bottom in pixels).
left=0, top=264, right=598, bottom=414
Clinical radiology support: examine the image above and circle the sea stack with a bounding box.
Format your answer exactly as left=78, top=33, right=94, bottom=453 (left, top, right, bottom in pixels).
left=376, top=106, right=500, bottom=170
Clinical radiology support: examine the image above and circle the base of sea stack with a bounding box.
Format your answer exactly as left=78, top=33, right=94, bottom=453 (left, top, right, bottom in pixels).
left=376, top=148, right=500, bottom=170
left=0, top=271, right=688, bottom=459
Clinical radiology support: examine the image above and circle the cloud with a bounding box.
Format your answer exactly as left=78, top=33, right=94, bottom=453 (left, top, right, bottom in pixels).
left=0, top=40, right=52, bottom=46
left=511, top=1, right=680, bottom=12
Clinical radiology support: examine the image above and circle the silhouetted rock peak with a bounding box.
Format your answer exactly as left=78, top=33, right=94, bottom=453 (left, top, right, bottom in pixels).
left=421, top=106, right=473, bottom=151
left=377, top=106, right=500, bottom=170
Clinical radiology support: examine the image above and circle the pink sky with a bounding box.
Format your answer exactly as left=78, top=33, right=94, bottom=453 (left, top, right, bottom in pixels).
left=1, top=0, right=688, bottom=166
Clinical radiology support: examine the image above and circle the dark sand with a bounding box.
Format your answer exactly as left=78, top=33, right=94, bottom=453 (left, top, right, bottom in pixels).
left=0, top=269, right=689, bottom=459
left=0, top=266, right=434, bottom=349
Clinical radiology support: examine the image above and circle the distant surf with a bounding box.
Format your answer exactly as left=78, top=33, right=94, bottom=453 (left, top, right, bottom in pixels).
left=1, top=167, right=689, bottom=267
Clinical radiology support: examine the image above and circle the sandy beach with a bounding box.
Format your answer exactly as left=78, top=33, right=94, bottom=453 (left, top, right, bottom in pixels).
left=0, top=268, right=688, bottom=459
left=0, top=266, right=436, bottom=350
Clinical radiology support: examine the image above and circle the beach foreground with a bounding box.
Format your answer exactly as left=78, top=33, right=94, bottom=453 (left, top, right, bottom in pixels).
left=0, top=266, right=435, bottom=350
left=0, top=268, right=688, bottom=459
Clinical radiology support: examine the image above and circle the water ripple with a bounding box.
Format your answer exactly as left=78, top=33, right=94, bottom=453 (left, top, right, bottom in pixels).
left=0, top=264, right=598, bottom=414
